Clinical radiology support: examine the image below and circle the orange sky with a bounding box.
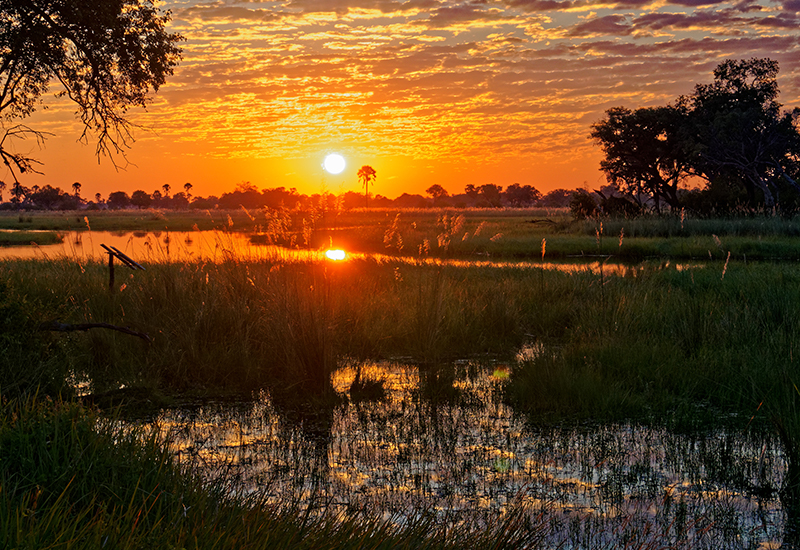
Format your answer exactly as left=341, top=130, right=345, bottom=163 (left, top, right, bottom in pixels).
left=11, top=0, right=800, bottom=201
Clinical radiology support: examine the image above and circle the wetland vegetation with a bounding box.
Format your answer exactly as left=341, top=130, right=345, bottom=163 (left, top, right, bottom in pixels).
left=3, top=207, right=800, bottom=547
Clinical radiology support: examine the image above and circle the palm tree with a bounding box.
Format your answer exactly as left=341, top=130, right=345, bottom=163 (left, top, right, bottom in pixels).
left=357, top=165, right=377, bottom=208
left=72, top=181, right=81, bottom=198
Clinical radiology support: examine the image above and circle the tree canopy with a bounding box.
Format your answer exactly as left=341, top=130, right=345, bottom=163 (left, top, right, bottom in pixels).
left=0, top=0, right=183, bottom=180
left=591, top=58, right=800, bottom=212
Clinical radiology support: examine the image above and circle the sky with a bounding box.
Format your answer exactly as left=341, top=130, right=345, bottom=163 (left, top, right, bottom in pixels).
left=13, top=0, right=800, bottom=200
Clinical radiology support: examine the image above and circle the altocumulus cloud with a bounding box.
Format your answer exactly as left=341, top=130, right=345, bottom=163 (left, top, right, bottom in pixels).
left=138, top=0, right=800, bottom=168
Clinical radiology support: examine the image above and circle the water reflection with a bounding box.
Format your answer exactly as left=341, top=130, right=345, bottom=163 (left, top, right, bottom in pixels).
left=0, top=230, right=701, bottom=275
left=152, top=361, right=787, bottom=547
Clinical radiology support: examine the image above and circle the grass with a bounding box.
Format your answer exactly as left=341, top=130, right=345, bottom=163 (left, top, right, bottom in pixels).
left=0, top=395, right=544, bottom=549
left=0, top=230, right=62, bottom=246
left=5, top=211, right=800, bottom=545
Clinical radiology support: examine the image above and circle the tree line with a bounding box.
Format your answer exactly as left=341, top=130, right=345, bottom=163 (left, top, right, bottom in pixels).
left=0, top=180, right=577, bottom=212
left=591, top=58, right=800, bottom=216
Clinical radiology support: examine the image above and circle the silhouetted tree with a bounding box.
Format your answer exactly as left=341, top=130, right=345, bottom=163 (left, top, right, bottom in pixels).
left=107, top=191, right=130, bottom=210
left=358, top=165, right=377, bottom=207
left=591, top=104, right=692, bottom=212
left=464, top=184, right=479, bottom=200
left=71, top=182, right=81, bottom=199
left=161, top=183, right=171, bottom=198
left=504, top=183, right=541, bottom=207
left=569, top=190, right=599, bottom=220
left=687, top=58, right=800, bottom=208
left=478, top=184, right=503, bottom=207
left=218, top=182, right=262, bottom=209
left=29, top=184, right=63, bottom=209
left=426, top=184, right=449, bottom=206
left=183, top=182, right=193, bottom=201
left=170, top=191, right=189, bottom=209
left=0, top=0, right=182, bottom=181
left=591, top=58, right=800, bottom=211
left=131, top=190, right=152, bottom=209
left=540, top=189, right=573, bottom=207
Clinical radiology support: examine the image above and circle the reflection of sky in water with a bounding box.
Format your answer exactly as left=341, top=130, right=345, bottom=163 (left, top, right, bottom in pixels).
left=0, top=230, right=701, bottom=275
left=151, top=361, right=786, bottom=548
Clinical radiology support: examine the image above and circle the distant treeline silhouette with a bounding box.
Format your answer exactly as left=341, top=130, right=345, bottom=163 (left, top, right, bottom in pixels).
left=0, top=180, right=576, bottom=211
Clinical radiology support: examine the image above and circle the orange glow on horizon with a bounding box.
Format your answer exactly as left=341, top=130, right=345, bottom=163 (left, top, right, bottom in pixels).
left=8, top=0, right=799, bottom=201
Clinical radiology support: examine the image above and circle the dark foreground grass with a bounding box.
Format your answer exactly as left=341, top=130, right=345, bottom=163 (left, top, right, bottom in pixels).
left=0, top=395, right=544, bottom=550
left=4, top=249, right=800, bottom=546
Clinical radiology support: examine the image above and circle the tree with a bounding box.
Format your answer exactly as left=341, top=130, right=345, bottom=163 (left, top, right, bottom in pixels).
left=71, top=182, right=81, bottom=198
left=591, top=104, right=692, bottom=212
left=162, top=183, right=171, bottom=198
left=29, top=184, right=63, bottom=209
left=130, top=189, right=151, bottom=209
left=357, top=165, right=376, bottom=207
left=464, top=184, right=479, bottom=200
left=170, top=191, right=189, bottom=209
left=0, top=180, right=5, bottom=202
left=477, top=184, right=503, bottom=207
left=504, top=184, right=541, bottom=207
left=687, top=58, right=800, bottom=208
left=590, top=58, right=800, bottom=212
left=540, top=188, right=573, bottom=207
left=183, top=182, right=193, bottom=201
left=426, top=184, right=449, bottom=205
left=0, top=0, right=182, bottom=181
left=107, top=191, right=130, bottom=210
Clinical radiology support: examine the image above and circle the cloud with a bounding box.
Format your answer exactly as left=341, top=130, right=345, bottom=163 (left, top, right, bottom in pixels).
left=135, top=0, right=800, bottom=179
left=567, top=14, right=632, bottom=36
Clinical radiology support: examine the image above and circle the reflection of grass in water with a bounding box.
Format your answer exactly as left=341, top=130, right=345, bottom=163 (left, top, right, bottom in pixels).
left=155, top=361, right=787, bottom=548
left=0, top=394, right=545, bottom=549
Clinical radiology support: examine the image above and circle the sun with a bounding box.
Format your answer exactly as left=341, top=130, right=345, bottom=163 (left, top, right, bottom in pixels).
left=323, top=153, right=346, bottom=174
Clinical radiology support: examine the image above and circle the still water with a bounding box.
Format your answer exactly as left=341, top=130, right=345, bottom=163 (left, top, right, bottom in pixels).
left=0, top=230, right=693, bottom=276
left=153, top=359, right=786, bottom=549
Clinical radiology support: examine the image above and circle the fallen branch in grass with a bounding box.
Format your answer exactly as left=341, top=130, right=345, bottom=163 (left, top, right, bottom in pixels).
left=38, top=321, right=152, bottom=343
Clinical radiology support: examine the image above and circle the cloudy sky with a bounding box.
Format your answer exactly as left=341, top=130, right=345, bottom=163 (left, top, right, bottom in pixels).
left=17, top=0, right=800, bottom=200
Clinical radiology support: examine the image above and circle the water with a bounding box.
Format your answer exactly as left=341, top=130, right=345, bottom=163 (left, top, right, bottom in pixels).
left=0, top=230, right=699, bottom=275
left=152, top=360, right=787, bottom=548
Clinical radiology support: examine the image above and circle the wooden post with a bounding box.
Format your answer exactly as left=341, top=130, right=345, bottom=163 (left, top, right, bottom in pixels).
left=100, top=244, right=145, bottom=292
